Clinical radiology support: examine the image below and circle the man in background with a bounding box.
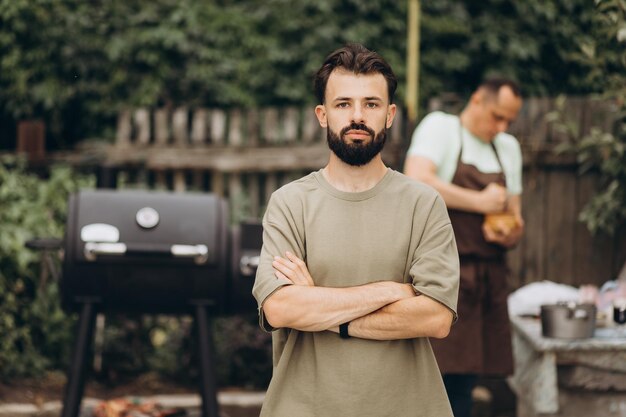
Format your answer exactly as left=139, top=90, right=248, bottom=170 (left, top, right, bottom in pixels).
left=404, top=79, right=524, bottom=417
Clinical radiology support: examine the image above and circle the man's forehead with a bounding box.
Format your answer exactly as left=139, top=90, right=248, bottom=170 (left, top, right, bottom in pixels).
left=325, top=69, right=388, bottom=100
left=489, top=87, right=522, bottom=118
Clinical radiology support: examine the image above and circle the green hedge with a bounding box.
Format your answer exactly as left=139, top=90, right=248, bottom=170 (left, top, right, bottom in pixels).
left=1, top=0, right=618, bottom=148
left=0, top=158, right=94, bottom=380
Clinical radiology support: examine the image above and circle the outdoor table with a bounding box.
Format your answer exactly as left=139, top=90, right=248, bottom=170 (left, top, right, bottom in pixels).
left=508, top=314, right=626, bottom=417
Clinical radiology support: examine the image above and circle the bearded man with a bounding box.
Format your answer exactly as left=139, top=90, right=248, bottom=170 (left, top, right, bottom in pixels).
left=252, top=43, right=460, bottom=417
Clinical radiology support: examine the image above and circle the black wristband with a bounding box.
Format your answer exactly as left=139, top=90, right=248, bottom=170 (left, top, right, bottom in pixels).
left=339, top=322, right=350, bottom=339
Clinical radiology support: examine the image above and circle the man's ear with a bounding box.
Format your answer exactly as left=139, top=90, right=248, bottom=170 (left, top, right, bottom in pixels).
left=315, top=105, right=327, bottom=128
left=470, top=89, right=485, bottom=106
left=386, top=104, right=397, bottom=129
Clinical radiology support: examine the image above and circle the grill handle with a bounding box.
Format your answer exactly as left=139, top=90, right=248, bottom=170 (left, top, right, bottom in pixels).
left=84, top=242, right=127, bottom=261
left=171, top=244, right=209, bottom=265
left=84, top=242, right=209, bottom=265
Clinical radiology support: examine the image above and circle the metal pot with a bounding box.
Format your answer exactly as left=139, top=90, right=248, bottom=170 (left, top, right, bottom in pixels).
left=540, top=302, right=596, bottom=339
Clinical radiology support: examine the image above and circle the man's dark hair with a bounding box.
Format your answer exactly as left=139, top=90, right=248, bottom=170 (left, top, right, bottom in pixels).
left=478, top=78, right=522, bottom=98
left=313, top=43, right=398, bottom=105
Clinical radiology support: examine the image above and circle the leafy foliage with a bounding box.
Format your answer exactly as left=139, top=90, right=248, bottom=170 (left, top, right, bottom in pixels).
left=0, top=157, right=94, bottom=380
left=1, top=0, right=620, bottom=148
left=551, top=0, right=626, bottom=235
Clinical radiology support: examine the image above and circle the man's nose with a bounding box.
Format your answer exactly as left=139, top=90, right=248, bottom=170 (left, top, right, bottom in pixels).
left=351, top=106, right=365, bottom=124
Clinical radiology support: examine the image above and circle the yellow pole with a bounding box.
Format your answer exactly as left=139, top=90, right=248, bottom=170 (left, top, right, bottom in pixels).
left=406, top=0, right=420, bottom=123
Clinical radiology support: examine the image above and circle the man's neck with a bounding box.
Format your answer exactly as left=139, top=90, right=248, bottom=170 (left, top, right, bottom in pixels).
left=459, top=108, right=491, bottom=143
left=322, top=155, right=388, bottom=193
left=459, top=108, right=474, bottom=134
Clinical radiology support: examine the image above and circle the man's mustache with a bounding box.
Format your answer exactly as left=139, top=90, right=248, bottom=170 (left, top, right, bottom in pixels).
left=340, top=122, right=376, bottom=138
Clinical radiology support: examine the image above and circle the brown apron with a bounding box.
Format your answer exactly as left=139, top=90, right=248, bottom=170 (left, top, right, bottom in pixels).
left=431, top=123, right=514, bottom=376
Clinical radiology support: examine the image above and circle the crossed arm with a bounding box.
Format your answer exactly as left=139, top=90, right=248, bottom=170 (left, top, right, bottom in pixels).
left=262, top=252, right=454, bottom=341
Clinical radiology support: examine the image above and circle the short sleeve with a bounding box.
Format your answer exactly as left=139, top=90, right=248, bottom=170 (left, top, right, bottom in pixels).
left=409, top=194, right=460, bottom=319
left=252, top=191, right=303, bottom=332
left=494, top=134, right=523, bottom=195
left=406, top=112, right=454, bottom=168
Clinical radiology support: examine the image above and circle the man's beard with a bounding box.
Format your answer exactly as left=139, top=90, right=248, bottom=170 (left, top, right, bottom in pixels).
left=326, top=122, right=387, bottom=167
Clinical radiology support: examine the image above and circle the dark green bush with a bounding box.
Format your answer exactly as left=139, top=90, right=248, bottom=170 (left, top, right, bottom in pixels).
left=0, top=157, right=95, bottom=380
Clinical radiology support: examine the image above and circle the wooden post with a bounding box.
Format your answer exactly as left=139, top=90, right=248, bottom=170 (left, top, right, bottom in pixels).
left=210, top=110, right=227, bottom=145
left=154, top=108, right=170, bottom=146
left=115, top=110, right=132, bottom=147
left=246, top=108, right=260, bottom=146
left=191, top=109, right=208, bottom=145
left=134, top=109, right=151, bottom=145
left=283, top=107, right=299, bottom=143
left=263, top=107, right=280, bottom=144
left=173, top=170, right=187, bottom=192
left=406, top=0, right=420, bottom=124
left=16, top=120, right=45, bottom=162
left=172, top=107, right=189, bottom=146
left=229, top=109, right=243, bottom=146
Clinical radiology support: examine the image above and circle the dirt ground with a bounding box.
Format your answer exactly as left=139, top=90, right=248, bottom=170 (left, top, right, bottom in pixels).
left=0, top=371, right=197, bottom=405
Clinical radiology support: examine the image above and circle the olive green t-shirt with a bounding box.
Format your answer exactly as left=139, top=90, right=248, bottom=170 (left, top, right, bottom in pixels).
left=252, top=168, right=459, bottom=417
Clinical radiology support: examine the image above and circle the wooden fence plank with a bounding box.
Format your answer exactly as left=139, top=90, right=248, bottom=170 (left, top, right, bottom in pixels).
left=191, top=109, right=208, bottom=145
left=173, top=169, right=186, bottom=192
left=526, top=97, right=551, bottom=146
left=545, top=168, right=577, bottom=284
left=613, top=224, right=626, bottom=281
left=263, top=107, right=280, bottom=143
left=229, top=109, right=243, bottom=146
left=210, top=109, right=227, bottom=145
left=154, top=108, right=169, bottom=146
left=519, top=167, right=547, bottom=284
left=264, top=173, right=279, bottom=207
left=248, top=174, right=261, bottom=218
left=155, top=170, right=167, bottom=190
left=283, top=107, right=299, bottom=143
left=573, top=174, right=615, bottom=286
left=192, top=169, right=204, bottom=191
left=115, top=110, right=132, bottom=147
left=172, top=107, right=189, bottom=146
left=134, top=108, right=151, bottom=146
left=146, top=145, right=330, bottom=173
left=246, top=108, right=260, bottom=146
left=211, top=171, right=224, bottom=197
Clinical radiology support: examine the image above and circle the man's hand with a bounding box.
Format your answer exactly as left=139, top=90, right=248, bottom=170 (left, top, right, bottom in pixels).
left=482, top=216, right=524, bottom=248
left=272, top=251, right=314, bottom=286
left=479, top=183, right=508, bottom=214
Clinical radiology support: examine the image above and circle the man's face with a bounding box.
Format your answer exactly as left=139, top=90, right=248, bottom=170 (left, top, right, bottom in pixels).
left=315, top=69, right=396, bottom=166
left=473, top=86, right=522, bottom=142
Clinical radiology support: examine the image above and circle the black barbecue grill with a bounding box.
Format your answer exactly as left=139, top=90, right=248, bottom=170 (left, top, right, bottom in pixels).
left=54, top=189, right=262, bottom=417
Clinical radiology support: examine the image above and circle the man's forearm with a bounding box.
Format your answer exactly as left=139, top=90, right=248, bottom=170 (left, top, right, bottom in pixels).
left=427, top=178, right=483, bottom=212
left=346, top=295, right=454, bottom=340
left=262, top=281, right=415, bottom=332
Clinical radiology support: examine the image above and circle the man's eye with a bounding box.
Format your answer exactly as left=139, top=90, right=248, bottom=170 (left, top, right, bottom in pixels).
left=366, top=102, right=378, bottom=108
left=337, top=102, right=349, bottom=108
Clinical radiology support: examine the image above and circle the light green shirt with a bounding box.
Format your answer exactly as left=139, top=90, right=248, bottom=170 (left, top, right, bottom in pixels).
left=253, top=169, right=459, bottom=417
left=407, top=111, right=523, bottom=195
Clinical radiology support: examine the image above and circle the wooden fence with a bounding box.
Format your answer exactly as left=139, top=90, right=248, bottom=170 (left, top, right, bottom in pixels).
left=103, top=106, right=406, bottom=221
left=45, top=97, right=626, bottom=290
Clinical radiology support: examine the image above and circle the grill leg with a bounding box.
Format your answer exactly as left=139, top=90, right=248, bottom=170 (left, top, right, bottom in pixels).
left=195, top=304, right=220, bottom=417
left=61, top=302, right=97, bottom=417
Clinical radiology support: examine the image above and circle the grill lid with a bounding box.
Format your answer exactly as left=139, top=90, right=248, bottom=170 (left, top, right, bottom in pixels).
left=68, top=190, right=223, bottom=265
